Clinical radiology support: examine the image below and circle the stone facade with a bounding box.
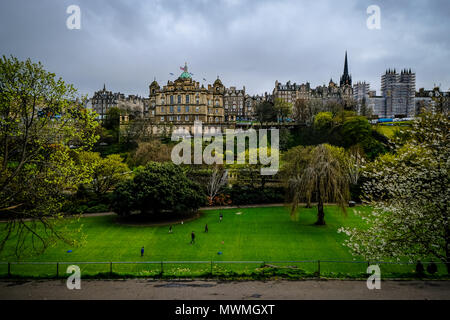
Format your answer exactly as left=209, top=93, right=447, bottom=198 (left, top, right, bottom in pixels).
left=272, top=52, right=354, bottom=107
left=91, top=84, right=145, bottom=120
left=381, top=69, right=416, bottom=117
left=224, top=86, right=246, bottom=121
left=149, top=64, right=225, bottom=126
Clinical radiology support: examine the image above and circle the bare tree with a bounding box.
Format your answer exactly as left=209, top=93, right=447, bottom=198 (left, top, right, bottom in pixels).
left=206, top=166, right=228, bottom=205
left=347, top=146, right=366, bottom=185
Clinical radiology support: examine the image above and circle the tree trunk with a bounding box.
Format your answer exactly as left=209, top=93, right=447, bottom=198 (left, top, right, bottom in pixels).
left=315, top=190, right=325, bottom=225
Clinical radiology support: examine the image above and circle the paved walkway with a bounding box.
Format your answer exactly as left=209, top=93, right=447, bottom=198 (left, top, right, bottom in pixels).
left=1, top=280, right=449, bottom=300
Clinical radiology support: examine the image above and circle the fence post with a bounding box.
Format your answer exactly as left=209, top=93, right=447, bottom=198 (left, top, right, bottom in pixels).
left=318, top=260, right=320, bottom=279
left=7, top=262, right=11, bottom=277
left=160, top=261, right=164, bottom=275
left=56, top=263, right=59, bottom=278
left=110, top=262, right=113, bottom=276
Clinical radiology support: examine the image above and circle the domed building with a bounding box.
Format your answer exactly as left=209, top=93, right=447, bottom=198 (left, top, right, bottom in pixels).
left=149, top=63, right=225, bottom=131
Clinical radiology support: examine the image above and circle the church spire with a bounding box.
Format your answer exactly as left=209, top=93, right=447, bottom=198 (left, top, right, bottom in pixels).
left=343, top=51, right=348, bottom=76
left=340, top=51, right=352, bottom=87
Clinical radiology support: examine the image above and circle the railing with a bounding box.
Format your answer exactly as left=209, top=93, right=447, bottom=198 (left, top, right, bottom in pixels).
left=0, top=260, right=447, bottom=279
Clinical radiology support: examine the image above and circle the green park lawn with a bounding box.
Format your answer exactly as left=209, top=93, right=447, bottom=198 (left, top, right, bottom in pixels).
left=0, top=206, right=440, bottom=278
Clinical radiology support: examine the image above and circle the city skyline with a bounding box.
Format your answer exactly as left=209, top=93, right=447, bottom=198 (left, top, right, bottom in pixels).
left=1, top=0, right=449, bottom=97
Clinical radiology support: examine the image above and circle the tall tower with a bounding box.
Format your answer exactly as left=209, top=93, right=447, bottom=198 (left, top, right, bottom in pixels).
left=381, top=69, right=416, bottom=118
left=340, top=51, right=352, bottom=87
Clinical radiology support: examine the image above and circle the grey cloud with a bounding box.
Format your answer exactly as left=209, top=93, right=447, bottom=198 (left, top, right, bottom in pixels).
left=0, top=0, right=449, bottom=98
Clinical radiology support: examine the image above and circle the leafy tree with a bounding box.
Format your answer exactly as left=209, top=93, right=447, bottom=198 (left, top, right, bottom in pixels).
left=111, top=162, right=205, bottom=217
left=333, top=110, right=357, bottom=125
left=274, top=98, right=292, bottom=122
left=279, top=127, right=294, bottom=151
left=104, top=106, right=121, bottom=131
left=0, top=56, right=98, bottom=256
left=339, top=112, right=450, bottom=272
left=293, top=98, right=324, bottom=125
left=255, top=101, right=276, bottom=125
left=341, top=116, right=372, bottom=148
left=289, top=144, right=350, bottom=225
left=78, top=152, right=130, bottom=196
left=120, top=117, right=153, bottom=148
left=127, top=139, right=173, bottom=167
left=359, top=97, right=372, bottom=118
left=313, top=112, right=333, bottom=131
left=281, top=145, right=314, bottom=207
left=103, top=106, right=121, bottom=143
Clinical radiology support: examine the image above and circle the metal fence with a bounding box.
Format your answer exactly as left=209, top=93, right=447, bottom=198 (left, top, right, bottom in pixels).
left=0, top=260, right=448, bottom=278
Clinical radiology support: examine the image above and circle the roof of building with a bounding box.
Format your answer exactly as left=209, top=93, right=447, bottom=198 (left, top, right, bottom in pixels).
left=179, top=62, right=192, bottom=79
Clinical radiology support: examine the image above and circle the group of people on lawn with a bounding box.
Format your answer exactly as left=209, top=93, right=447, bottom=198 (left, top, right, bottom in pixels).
left=140, top=212, right=223, bottom=256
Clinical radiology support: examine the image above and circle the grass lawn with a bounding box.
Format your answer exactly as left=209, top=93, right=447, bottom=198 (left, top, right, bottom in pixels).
left=0, top=205, right=444, bottom=278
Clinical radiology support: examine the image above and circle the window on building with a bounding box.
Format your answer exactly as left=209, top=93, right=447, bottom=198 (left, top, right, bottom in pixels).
left=177, top=115, right=181, bottom=121
left=195, top=115, right=199, bottom=121
left=161, top=106, right=165, bottom=113
left=215, top=117, right=219, bottom=122
left=177, top=106, right=181, bottom=113
left=185, top=106, right=189, bottom=112
left=186, top=95, right=190, bottom=104
left=160, top=116, right=164, bottom=121
left=195, top=106, right=199, bottom=113
left=177, top=95, right=182, bottom=104
left=170, top=106, right=174, bottom=113
left=170, top=95, right=174, bottom=104
left=185, top=115, right=189, bottom=121
left=169, top=116, right=173, bottom=121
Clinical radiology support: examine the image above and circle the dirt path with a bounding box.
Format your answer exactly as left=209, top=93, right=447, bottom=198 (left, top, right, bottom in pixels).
left=1, top=280, right=449, bottom=300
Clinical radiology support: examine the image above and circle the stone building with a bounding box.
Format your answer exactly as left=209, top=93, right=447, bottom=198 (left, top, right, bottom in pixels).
left=381, top=69, right=416, bottom=117
left=148, top=63, right=227, bottom=135
left=91, top=84, right=145, bottom=120
left=272, top=52, right=354, bottom=107
left=224, top=86, right=246, bottom=121
left=91, top=84, right=124, bottom=120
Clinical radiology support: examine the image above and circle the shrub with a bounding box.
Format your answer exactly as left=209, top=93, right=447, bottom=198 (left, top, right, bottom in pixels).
left=111, top=162, right=205, bottom=217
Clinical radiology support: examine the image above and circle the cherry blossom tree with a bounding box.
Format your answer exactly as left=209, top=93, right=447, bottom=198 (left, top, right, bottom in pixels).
left=339, top=112, right=450, bottom=273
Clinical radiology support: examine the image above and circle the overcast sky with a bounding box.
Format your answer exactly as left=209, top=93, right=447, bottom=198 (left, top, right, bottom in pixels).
left=1, top=0, right=449, bottom=97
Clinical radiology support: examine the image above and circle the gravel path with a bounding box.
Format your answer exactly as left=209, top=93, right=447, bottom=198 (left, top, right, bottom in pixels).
left=1, top=280, right=449, bottom=300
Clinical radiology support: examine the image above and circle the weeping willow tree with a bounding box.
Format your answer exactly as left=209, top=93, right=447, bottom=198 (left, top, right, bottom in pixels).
left=289, top=144, right=350, bottom=225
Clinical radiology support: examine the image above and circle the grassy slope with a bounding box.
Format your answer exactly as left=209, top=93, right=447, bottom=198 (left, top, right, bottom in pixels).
left=0, top=206, right=365, bottom=262
left=2, top=206, right=442, bottom=277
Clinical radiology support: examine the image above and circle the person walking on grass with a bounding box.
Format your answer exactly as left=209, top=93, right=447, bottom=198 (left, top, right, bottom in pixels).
left=205, top=224, right=208, bottom=233
left=169, top=225, right=173, bottom=233
left=219, top=212, right=223, bottom=223
left=190, top=231, right=195, bottom=244
left=141, top=246, right=144, bottom=257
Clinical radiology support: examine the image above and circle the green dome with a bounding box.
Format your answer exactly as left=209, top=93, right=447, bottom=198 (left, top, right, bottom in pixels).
left=179, top=62, right=192, bottom=79
left=180, top=71, right=192, bottom=79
